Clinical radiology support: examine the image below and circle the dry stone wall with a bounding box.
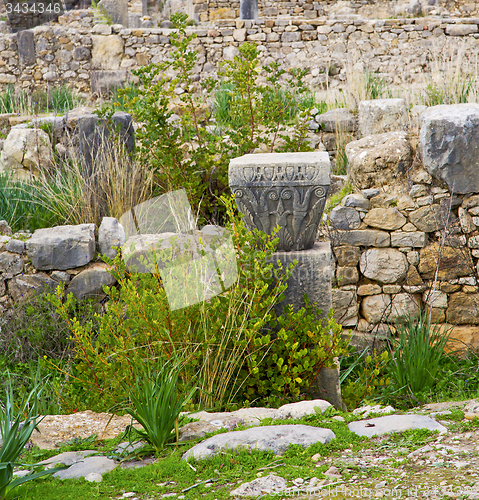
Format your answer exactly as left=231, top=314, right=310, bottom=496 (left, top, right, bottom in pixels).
left=2, top=9, right=479, bottom=92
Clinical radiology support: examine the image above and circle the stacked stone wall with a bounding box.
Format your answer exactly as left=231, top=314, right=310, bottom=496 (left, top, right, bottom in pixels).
left=2, top=10, right=479, bottom=92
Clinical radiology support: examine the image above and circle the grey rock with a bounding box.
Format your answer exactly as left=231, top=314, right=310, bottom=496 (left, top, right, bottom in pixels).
left=332, top=288, right=359, bottom=326
left=17, top=30, right=36, bottom=67
left=8, top=273, right=59, bottom=302
left=363, top=207, right=407, bottom=231
left=360, top=248, right=408, bottom=284
left=54, top=456, right=116, bottom=479
left=390, top=231, right=427, bottom=248
left=27, top=224, right=96, bottom=271
left=338, top=229, right=390, bottom=247
left=66, top=264, right=116, bottom=301
left=5, top=239, right=25, bottom=254
left=90, top=70, right=128, bottom=95
left=307, top=120, right=320, bottom=131
left=420, top=104, right=479, bottom=194
left=230, top=474, right=287, bottom=497
left=361, top=188, right=380, bottom=199
left=182, top=425, right=335, bottom=460
left=0, top=220, right=12, bottom=236
left=408, top=205, right=445, bottom=232
left=330, top=206, right=361, bottom=230
left=346, top=131, right=413, bottom=190
left=342, top=193, right=370, bottom=211
left=98, top=217, right=126, bottom=259
left=39, top=450, right=97, bottom=467
left=272, top=400, right=331, bottom=420
left=310, top=360, right=347, bottom=411
left=272, top=242, right=332, bottom=318
left=445, top=24, right=478, bottom=36
left=348, top=415, right=447, bottom=437
left=51, top=270, right=71, bottom=283
left=315, top=108, right=356, bottom=133
left=0, top=251, right=24, bottom=274
left=358, top=99, right=408, bottom=136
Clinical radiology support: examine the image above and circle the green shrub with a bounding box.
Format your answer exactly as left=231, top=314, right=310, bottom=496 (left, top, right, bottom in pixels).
left=116, top=13, right=313, bottom=225
left=48, top=198, right=293, bottom=411
left=240, top=303, right=347, bottom=407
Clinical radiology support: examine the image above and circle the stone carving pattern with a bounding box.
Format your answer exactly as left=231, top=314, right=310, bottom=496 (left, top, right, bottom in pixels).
left=232, top=185, right=328, bottom=251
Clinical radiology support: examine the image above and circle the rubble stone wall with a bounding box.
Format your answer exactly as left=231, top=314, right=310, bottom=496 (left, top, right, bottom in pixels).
left=2, top=10, right=479, bottom=92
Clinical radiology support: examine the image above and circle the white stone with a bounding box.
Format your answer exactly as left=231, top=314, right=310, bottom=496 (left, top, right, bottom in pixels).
left=360, top=248, right=409, bottom=284
left=361, top=294, right=391, bottom=324
left=348, top=415, right=447, bottom=437
left=272, top=400, right=331, bottom=420
left=358, top=98, right=408, bottom=136
left=423, top=289, right=448, bottom=308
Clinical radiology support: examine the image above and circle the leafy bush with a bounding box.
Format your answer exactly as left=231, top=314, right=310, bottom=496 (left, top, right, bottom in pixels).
left=49, top=198, right=293, bottom=411
left=241, top=304, right=347, bottom=406
left=117, top=13, right=313, bottom=225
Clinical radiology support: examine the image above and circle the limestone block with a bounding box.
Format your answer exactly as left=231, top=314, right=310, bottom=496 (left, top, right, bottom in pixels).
left=333, top=246, right=360, bottom=266
left=357, top=284, right=381, bottom=296
left=447, top=293, right=479, bottom=325
left=346, top=131, right=413, bottom=189
left=182, top=425, right=335, bottom=460
left=358, top=98, right=408, bottom=136
left=361, top=294, right=391, bottom=324
left=418, top=244, right=474, bottom=280
left=98, top=217, right=126, bottom=259
left=332, top=288, right=358, bottom=326
left=5, top=239, right=25, bottom=254
left=341, top=194, right=369, bottom=212
left=337, top=229, right=390, bottom=247
left=8, top=273, right=59, bottom=302
left=423, top=289, right=448, bottom=309
left=360, top=248, right=408, bottom=284
left=66, top=264, right=117, bottom=301
left=315, top=108, right=357, bottom=133
left=0, top=252, right=24, bottom=274
left=90, top=70, right=128, bottom=94
left=363, top=207, right=406, bottom=231
left=446, top=325, right=479, bottom=352
left=388, top=293, right=421, bottom=322
left=27, top=224, right=96, bottom=271
left=91, top=35, right=124, bottom=70
left=391, top=231, right=427, bottom=248
left=420, top=104, right=479, bottom=194
left=330, top=206, right=361, bottom=230
left=17, top=30, right=36, bottom=67
left=445, top=24, right=478, bottom=36
left=336, top=266, right=359, bottom=285
left=1, top=128, right=53, bottom=178
left=404, top=265, right=423, bottom=286
left=408, top=205, right=445, bottom=232
left=272, top=242, right=332, bottom=317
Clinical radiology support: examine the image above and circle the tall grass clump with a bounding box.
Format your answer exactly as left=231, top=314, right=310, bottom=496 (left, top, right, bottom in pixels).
left=388, top=312, right=452, bottom=397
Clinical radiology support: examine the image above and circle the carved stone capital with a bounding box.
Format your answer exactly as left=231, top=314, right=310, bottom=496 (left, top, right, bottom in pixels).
left=229, top=152, right=331, bottom=251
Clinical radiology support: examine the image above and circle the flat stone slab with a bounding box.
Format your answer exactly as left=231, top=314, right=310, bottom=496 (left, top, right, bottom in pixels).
left=53, top=456, right=116, bottom=479
left=348, top=415, right=448, bottom=438
left=39, top=450, right=97, bottom=467
left=182, top=425, right=335, bottom=460
left=272, top=400, right=332, bottom=420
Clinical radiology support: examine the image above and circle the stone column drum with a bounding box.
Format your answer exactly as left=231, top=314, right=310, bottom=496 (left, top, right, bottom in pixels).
left=229, top=152, right=330, bottom=252
left=229, top=152, right=345, bottom=409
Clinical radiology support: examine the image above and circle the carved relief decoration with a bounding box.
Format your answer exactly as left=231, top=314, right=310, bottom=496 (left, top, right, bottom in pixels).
left=232, top=184, right=329, bottom=251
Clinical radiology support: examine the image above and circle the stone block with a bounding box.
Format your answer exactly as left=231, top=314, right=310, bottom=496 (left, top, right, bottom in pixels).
left=330, top=206, right=361, bottom=230
left=363, top=207, right=407, bottom=231
left=8, top=273, right=59, bottom=302
left=66, top=264, right=117, bottom=301
left=315, top=108, right=356, bottom=133
left=0, top=252, right=24, bottom=274
left=272, top=242, right=332, bottom=317
left=333, top=245, right=360, bottom=266
left=358, top=98, right=408, bottom=136
left=447, top=293, right=479, bottom=325
left=408, top=205, right=445, bottom=232
left=391, top=231, right=427, bottom=248
left=336, top=229, right=390, bottom=247
left=418, top=244, right=474, bottom=280
left=336, top=266, right=359, bottom=285
left=91, top=35, right=124, bottom=70
left=420, top=104, right=479, bottom=194
left=17, top=30, right=36, bottom=67
left=27, top=224, right=96, bottom=271
left=388, top=293, right=421, bottom=323
left=445, top=24, right=478, bottom=35
left=360, top=248, right=409, bottom=284
left=5, top=239, right=25, bottom=254
left=332, top=288, right=358, bottom=326
left=361, top=294, right=391, bottom=324
left=346, top=131, right=413, bottom=190
left=98, top=217, right=126, bottom=259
